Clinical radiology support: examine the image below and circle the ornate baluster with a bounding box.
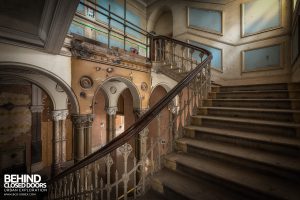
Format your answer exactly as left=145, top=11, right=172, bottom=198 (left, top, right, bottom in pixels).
left=76, top=171, right=80, bottom=199
left=183, top=100, right=187, bottom=127
left=118, top=143, right=133, bottom=200
left=100, top=178, right=104, bottom=200
left=181, top=46, right=185, bottom=72
left=64, top=176, right=67, bottom=199
left=95, top=163, right=100, bottom=200
left=105, top=154, right=113, bottom=200
left=54, top=182, right=57, bottom=199
left=133, top=157, right=137, bottom=199
left=115, top=170, right=119, bottom=200
left=187, top=85, right=191, bottom=125
left=178, top=91, right=183, bottom=138
left=80, top=182, right=84, bottom=200
left=90, top=184, right=93, bottom=200
left=158, top=39, right=162, bottom=61
left=70, top=173, right=74, bottom=200
left=150, top=137, right=154, bottom=175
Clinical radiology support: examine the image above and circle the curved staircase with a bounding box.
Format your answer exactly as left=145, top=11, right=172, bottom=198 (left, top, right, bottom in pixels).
left=148, top=83, right=300, bottom=200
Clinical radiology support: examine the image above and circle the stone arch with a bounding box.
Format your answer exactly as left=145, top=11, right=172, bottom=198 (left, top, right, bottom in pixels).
left=147, top=5, right=173, bottom=35
left=0, top=62, right=79, bottom=176
left=0, top=62, right=79, bottom=114
left=93, top=76, right=141, bottom=111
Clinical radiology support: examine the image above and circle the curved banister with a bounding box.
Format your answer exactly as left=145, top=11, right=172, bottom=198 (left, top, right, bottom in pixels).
left=49, top=35, right=212, bottom=183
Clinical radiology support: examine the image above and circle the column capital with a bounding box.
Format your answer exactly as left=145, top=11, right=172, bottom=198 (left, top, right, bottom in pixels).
left=52, top=110, right=69, bottom=121
left=105, top=106, right=118, bottom=116
left=30, top=105, right=44, bottom=113
left=71, top=114, right=94, bottom=128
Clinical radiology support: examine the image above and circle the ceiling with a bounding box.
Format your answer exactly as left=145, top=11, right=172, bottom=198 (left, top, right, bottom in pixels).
left=0, top=0, right=80, bottom=54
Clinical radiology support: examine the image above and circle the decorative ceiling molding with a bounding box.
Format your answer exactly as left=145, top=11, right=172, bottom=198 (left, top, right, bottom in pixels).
left=0, top=0, right=80, bottom=54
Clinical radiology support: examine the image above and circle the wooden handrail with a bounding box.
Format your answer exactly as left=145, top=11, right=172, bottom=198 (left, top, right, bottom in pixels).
left=49, top=35, right=212, bottom=182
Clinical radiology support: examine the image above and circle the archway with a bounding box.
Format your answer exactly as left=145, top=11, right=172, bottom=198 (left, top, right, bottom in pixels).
left=148, top=85, right=170, bottom=158
left=148, top=6, right=173, bottom=37
left=0, top=63, right=79, bottom=177
left=92, top=76, right=141, bottom=149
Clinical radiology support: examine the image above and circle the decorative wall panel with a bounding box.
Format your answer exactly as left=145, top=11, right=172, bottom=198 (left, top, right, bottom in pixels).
left=242, top=0, right=281, bottom=36
left=188, top=7, right=222, bottom=34
left=243, top=45, right=281, bottom=72
left=190, top=40, right=222, bottom=71
left=0, top=92, right=31, bottom=143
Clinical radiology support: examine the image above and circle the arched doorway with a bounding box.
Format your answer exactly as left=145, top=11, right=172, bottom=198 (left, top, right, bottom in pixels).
left=153, top=10, right=173, bottom=37
left=148, top=85, right=171, bottom=159
left=0, top=63, right=79, bottom=177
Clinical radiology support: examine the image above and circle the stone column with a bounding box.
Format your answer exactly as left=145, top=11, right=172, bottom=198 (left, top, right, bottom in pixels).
left=105, top=107, right=117, bottom=142
left=85, top=114, right=94, bottom=156
left=134, top=108, right=149, bottom=160
left=52, top=110, right=68, bottom=174
left=30, top=85, right=43, bottom=169
left=72, top=114, right=94, bottom=162
left=30, top=105, right=43, bottom=162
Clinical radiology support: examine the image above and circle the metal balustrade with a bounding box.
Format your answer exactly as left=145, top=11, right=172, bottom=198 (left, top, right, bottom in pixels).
left=48, top=35, right=212, bottom=200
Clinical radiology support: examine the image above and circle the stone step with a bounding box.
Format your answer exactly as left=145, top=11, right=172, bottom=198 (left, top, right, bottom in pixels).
left=209, top=90, right=300, bottom=99
left=176, top=138, right=300, bottom=182
left=198, top=107, right=300, bottom=122
left=184, top=126, right=300, bottom=156
left=203, top=99, right=300, bottom=109
left=191, top=115, right=300, bottom=137
left=164, top=153, right=300, bottom=200
left=150, top=168, right=249, bottom=200
left=216, top=83, right=288, bottom=92
left=137, top=189, right=167, bottom=200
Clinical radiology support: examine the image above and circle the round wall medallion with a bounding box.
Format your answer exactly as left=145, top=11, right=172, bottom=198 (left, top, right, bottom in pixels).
left=80, top=76, right=93, bottom=89
left=141, top=82, right=148, bottom=91
left=106, top=67, right=114, bottom=73
left=110, top=86, right=117, bottom=94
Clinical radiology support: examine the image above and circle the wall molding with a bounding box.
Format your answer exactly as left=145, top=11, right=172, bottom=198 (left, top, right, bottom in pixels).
left=241, top=43, right=284, bottom=73
left=187, top=7, right=223, bottom=35
left=240, top=0, right=283, bottom=37
left=176, top=30, right=290, bottom=47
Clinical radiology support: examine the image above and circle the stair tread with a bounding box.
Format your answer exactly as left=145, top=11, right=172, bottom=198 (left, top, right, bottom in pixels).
left=165, top=153, right=300, bottom=200
left=192, top=115, right=300, bottom=127
left=211, top=90, right=300, bottom=94
left=152, top=168, right=246, bottom=200
left=206, top=98, right=300, bottom=101
left=177, top=137, right=300, bottom=172
left=185, top=125, right=300, bottom=148
left=201, top=106, right=300, bottom=113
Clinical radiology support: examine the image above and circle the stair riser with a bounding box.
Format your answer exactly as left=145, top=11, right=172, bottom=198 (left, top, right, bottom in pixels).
left=191, top=117, right=297, bottom=137
left=219, top=84, right=288, bottom=92
left=199, top=109, right=295, bottom=122
left=204, top=100, right=292, bottom=109
left=169, top=161, right=280, bottom=200
left=188, top=130, right=300, bottom=157
left=177, top=143, right=300, bottom=183
left=214, top=92, right=292, bottom=99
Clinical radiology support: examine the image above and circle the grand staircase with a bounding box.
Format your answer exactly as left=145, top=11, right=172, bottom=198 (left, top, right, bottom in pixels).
left=147, top=83, right=300, bottom=200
